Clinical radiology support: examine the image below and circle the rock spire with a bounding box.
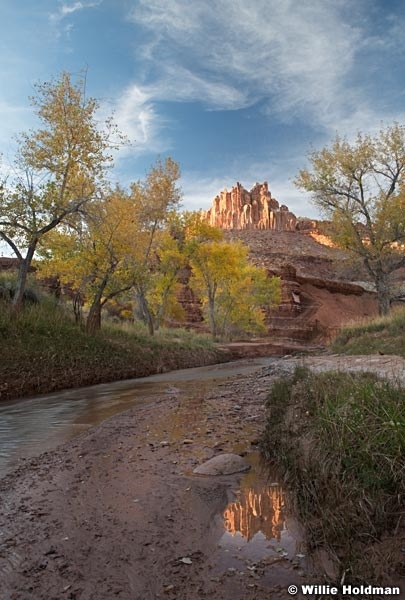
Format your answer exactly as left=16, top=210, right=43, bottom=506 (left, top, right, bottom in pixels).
left=202, top=181, right=297, bottom=231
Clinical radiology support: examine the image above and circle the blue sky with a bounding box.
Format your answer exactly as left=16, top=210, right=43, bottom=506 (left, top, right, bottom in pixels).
left=1, top=0, right=405, bottom=219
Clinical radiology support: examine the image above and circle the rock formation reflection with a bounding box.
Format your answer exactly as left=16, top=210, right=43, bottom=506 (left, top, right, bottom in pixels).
left=223, top=484, right=285, bottom=542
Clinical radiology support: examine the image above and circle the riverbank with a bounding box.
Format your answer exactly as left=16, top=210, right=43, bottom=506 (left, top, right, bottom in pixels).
left=0, top=301, right=230, bottom=402
left=331, top=308, right=405, bottom=357
left=261, top=362, right=405, bottom=592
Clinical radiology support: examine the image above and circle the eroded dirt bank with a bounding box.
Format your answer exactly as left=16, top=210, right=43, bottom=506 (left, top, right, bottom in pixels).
left=0, top=345, right=230, bottom=404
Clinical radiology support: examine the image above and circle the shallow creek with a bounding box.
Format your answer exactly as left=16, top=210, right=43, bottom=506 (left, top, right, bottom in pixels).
left=0, top=356, right=306, bottom=590
left=0, top=357, right=278, bottom=479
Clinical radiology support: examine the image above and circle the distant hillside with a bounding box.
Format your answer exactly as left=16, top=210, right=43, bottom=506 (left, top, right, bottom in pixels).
left=225, top=228, right=368, bottom=281
left=223, top=229, right=379, bottom=343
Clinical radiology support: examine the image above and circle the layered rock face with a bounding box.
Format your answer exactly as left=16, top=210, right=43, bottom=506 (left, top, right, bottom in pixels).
left=202, top=181, right=297, bottom=231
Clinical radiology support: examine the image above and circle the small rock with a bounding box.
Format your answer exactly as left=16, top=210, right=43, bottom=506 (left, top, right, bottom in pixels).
left=182, top=439, right=193, bottom=445
left=193, top=453, right=251, bottom=476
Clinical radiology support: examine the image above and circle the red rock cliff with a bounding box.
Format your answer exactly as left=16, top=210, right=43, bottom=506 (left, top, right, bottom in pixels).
left=202, top=181, right=297, bottom=231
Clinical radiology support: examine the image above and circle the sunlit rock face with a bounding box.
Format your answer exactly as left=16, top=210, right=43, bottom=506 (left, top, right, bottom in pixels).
left=202, top=181, right=297, bottom=231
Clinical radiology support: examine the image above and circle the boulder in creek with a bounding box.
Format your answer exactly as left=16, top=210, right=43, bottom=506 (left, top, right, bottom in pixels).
left=193, top=453, right=251, bottom=476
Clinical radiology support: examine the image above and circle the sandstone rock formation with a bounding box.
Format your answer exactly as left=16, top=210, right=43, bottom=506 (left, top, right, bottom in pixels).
left=0, top=257, right=36, bottom=272
left=202, top=181, right=297, bottom=231
left=264, top=263, right=378, bottom=342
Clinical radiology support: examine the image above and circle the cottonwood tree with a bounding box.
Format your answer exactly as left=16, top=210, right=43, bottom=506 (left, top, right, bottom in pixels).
left=38, top=187, right=137, bottom=334
left=41, top=158, right=182, bottom=335
left=295, top=123, right=405, bottom=315
left=145, top=232, right=186, bottom=331
left=0, top=72, right=121, bottom=311
left=129, top=157, right=182, bottom=335
left=189, top=239, right=280, bottom=338
left=181, top=210, right=224, bottom=245
left=41, top=188, right=141, bottom=333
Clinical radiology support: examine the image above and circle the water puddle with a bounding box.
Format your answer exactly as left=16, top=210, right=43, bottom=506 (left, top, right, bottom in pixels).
left=213, top=453, right=307, bottom=588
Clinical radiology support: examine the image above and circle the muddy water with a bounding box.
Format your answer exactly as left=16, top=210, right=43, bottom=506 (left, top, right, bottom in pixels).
left=0, top=356, right=279, bottom=479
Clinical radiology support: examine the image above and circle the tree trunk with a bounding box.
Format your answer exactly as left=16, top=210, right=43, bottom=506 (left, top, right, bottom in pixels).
left=375, top=272, right=391, bottom=316
left=208, top=294, right=217, bottom=338
left=86, top=301, right=102, bottom=334
left=73, top=291, right=83, bottom=324
left=86, top=275, right=110, bottom=334
left=155, top=303, right=164, bottom=332
left=12, top=241, right=37, bottom=313
left=146, top=312, right=154, bottom=336
left=136, top=287, right=154, bottom=336
left=155, top=288, right=171, bottom=331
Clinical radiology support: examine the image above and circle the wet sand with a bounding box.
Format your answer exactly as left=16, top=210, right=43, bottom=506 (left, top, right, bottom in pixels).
left=2, top=354, right=404, bottom=599
left=1, top=361, right=307, bottom=600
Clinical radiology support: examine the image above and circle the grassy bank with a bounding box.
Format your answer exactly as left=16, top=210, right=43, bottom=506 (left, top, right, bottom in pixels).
left=331, top=308, right=405, bottom=357
left=0, top=300, right=229, bottom=402
left=261, top=367, right=405, bottom=586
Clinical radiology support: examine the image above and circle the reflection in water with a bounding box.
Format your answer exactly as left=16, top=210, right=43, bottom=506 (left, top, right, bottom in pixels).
left=223, top=484, right=284, bottom=542
left=217, top=456, right=305, bottom=568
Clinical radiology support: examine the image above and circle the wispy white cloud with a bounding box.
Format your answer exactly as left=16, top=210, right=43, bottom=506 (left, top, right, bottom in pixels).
left=146, top=66, right=249, bottom=110
left=127, top=0, right=403, bottom=137
left=109, top=85, right=171, bottom=157
left=60, top=2, right=88, bottom=17
left=128, top=1, right=356, bottom=125
left=109, top=66, right=248, bottom=159
left=50, top=1, right=102, bottom=24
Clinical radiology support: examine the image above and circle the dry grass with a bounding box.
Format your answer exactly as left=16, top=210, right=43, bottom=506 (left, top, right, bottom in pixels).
left=331, top=308, right=405, bottom=357
left=260, top=367, right=405, bottom=585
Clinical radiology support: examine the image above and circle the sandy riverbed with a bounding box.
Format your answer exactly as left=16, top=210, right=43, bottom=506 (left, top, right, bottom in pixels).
left=1, top=361, right=309, bottom=600
left=1, top=354, right=404, bottom=600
